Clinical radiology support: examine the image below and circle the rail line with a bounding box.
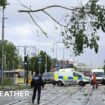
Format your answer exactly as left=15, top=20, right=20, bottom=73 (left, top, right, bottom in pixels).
left=40, top=86, right=83, bottom=105
left=82, top=87, right=94, bottom=105
left=5, top=85, right=81, bottom=105
left=41, top=85, right=93, bottom=105
left=5, top=84, right=96, bottom=105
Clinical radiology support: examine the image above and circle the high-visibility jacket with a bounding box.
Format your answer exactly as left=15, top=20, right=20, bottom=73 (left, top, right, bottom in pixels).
left=92, top=74, right=96, bottom=84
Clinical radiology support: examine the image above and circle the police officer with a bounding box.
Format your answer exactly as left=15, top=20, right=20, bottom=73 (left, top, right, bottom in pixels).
left=31, top=70, right=44, bottom=104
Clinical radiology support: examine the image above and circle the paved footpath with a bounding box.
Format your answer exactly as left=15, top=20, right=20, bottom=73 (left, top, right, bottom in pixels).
left=1, top=84, right=105, bottom=105
left=87, top=85, right=105, bottom=105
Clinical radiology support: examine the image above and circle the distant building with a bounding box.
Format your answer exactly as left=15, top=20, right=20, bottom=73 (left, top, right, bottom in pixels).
left=76, top=63, right=92, bottom=76
left=51, top=59, right=92, bottom=76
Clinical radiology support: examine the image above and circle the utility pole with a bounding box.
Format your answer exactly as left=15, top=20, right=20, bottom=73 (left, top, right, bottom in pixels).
left=24, top=46, right=27, bottom=84
left=56, top=42, right=65, bottom=69
left=63, top=47, right=65, bottom=68
left=1, top=6, right=5, bottom=85
left=45, top=55, right=47, bottom=73
left=56, top=42, right=57, bottom=61
left=4, top=52, right=6, bottom=70
left=56, top=41, right=64, bottom=60
left=51, top=42, right=55, bottom=71
left=53, top=43, right=54, bottom=60
left=0, top=0, right=9, bottom=84
left=38, top=55, right=41, bottom=75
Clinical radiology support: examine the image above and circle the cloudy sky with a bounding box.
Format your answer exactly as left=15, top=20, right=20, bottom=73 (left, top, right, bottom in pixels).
left=0, top=0, right=105, bottom=67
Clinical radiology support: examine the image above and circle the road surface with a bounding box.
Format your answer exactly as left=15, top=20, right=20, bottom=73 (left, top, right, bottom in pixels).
left=0, top=84, right=105, bottom=105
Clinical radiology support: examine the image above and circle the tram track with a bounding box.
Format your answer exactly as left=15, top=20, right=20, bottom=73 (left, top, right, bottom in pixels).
left=4, top=84, right=63, bottom=105
left=3, top=84, right=105, bottom=105
left=82, top=87, right=94, bottom=105
left=45, top=85, right=93, bottom=105
left=5, top=85, right=94, bottom=105
left=40, top=86, right=83, bottom=105
left=5, top=85, right=81, bottom=105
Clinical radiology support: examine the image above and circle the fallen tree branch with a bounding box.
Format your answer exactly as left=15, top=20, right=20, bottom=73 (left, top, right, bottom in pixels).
left=42, top=10, right=67, bottom=27
left=28, top=12, right=47, bottom=36
left=18, top=5, right=78, bottom=12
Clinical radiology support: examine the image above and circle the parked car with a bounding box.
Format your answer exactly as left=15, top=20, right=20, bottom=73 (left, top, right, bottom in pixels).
left=42, top=72, right=53, bottom=83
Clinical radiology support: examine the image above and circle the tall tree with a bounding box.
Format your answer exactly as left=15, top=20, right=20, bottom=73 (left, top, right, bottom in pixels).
left=0, top=40, right=20, bottom=70
left=63, top=0, right=104, bottom=55
left=103, top=60, right=105, bottom=73
left=19, top=0, right=105, bottom=55
left=29, top=51, right=52, bottom=74
left=0, top=0, right=7, bottom=8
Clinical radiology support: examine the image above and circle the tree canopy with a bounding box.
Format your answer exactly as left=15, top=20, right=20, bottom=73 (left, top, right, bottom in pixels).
left=63, top=0, right=105, bottom=55
left=19, top=0, right=105, bottom=56
left=29, top=51, right=52, bottom=74
left=0, top=40, right=21, bottom=70
left=0, top=0, right=7, bottom=8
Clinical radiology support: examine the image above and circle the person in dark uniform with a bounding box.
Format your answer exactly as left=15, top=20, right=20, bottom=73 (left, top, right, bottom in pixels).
left=31, top=70, right=44, bottom=104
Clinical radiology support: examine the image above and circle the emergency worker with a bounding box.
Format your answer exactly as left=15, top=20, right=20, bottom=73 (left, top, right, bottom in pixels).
left=92, top=73, right=98, bottom=89
left=31, top=70, right=44, bottom=104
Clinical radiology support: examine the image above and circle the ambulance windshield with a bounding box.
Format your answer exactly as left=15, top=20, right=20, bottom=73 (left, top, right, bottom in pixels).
left=95, top=72, right=104, bottom=77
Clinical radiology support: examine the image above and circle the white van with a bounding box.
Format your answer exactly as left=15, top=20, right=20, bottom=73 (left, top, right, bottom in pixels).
left=53, top=68, right=89, bottom=86
left=91, top=69, right=105, bottom=84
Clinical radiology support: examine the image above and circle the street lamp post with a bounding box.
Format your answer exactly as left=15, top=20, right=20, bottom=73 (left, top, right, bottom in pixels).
left=56, top=42, right=66, bottom=68
left=63, top=47, right=65, bottom=68
left=1, top=6, right=5, bottom=85
left=45, top=55, right=47, bottom=73
left=38, top=55, right=41, bottom=75
left=56, top=41, right=64, bottom=61
left=51, top=42, right=56, bottom=71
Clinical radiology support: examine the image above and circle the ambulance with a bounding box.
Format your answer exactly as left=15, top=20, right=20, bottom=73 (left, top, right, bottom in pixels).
left=90, top=68, right=105, bottom=84
left=53, top=68, right=89, bottom=86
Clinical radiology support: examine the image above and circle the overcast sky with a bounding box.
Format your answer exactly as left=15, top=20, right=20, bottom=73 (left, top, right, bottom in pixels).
left=0, top=0, right=105, bottom=67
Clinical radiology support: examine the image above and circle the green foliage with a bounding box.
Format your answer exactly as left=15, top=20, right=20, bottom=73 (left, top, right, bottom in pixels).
left=103, top=60, right=105, bottom=73
left=62, top=0, right=105, bottom=55
left=3, top=77, right=14, bottom=86
left=104, top=65, right=105, bottom=73
left=0, top=40, right=20, bottom=70
left=14, top=85, right=31, bottom=90
left=29, top=51, right=52, bottom=74
left=0, top=0, right=7, bottom=8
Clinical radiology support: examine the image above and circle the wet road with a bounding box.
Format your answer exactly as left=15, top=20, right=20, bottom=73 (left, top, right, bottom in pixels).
left=1, top=84, right=105, bottom=105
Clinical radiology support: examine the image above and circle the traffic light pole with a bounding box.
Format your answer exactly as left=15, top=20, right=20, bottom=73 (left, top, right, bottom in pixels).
left=24, top=54, right=29, bottom=85
left=17, top=45, right=36, bottom=85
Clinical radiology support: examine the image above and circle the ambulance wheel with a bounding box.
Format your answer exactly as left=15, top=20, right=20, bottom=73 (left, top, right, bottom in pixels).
left=57, top=81, right=63, bottom=86
left=79, top=81, right=85, bottom=86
